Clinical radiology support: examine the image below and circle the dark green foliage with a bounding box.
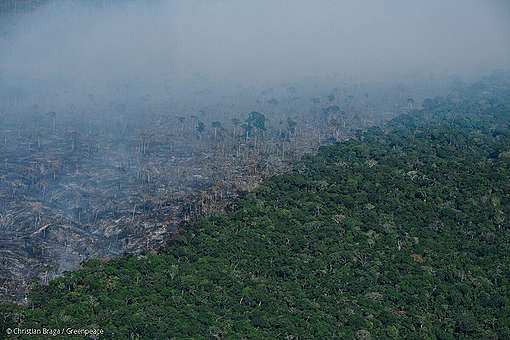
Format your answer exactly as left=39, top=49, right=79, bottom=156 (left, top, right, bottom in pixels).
left=197, top=120, right=205, bottom=133
left=1, top=77, right=509, bottom=339
left=246, top=111, right=266, bottom=131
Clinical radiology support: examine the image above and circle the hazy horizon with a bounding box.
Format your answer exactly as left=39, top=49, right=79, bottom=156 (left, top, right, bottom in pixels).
left=1, top=0, right=509, bottom=111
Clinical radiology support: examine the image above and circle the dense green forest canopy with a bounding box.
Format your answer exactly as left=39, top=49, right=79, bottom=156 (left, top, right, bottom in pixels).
left=1, top=74, right=510, bottom=339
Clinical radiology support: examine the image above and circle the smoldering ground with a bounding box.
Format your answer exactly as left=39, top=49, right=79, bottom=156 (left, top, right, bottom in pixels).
left=0, top=0, right=509, bottom=302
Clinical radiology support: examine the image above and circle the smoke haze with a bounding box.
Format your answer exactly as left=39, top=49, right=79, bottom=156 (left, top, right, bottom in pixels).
left=0, top=0, right=509, bottom=109
left=0, top=0, right=509, bottom=302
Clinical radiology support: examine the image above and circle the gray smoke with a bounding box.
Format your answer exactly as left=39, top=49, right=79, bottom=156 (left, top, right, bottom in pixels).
left=0, top=0, right=509, bottom=111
